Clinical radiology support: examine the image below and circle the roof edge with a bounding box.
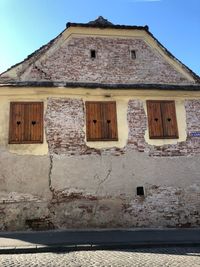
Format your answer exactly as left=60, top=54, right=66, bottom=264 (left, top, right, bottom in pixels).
left=66, top=22, right=149, bottom=31
left=1, top=81, right=200, bottom=91
left=0, top=29, right=66, bottom=77
left=146, top=29, right=200, bottom=84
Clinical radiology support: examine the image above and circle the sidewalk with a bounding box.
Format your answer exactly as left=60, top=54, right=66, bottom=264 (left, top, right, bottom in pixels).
left=0, top=229, right=200, bottom=253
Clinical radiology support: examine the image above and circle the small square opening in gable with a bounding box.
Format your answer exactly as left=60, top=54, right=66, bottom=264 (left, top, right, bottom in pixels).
left=90, top=50, right=96, bottom=59
left=130, top=50, right=136, bottom=59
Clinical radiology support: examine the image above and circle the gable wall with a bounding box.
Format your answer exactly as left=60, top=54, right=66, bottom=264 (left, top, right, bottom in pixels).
left=21, top=36, right=191, bottom=84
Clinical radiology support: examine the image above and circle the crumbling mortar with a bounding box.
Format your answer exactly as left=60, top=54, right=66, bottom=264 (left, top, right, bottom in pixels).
left=50, top=188, right=99, bottom=204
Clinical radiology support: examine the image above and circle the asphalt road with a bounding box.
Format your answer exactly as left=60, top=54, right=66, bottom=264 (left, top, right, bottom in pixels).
left=0, top=246, right=200, bottom=267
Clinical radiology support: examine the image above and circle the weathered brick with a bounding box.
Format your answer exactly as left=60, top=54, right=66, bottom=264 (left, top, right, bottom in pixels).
left=45, top=98, right=125, bottom=156
left=23, top=37, right=190, bottom=84
left=45, top=98, right=200, bottom=157
left=126, top=99, right=200, bottom=157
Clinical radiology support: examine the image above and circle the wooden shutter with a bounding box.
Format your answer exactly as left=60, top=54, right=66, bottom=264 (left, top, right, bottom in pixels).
left=161, top=101, right=178, bottom=138
left=9, top=102, right=43, bottom=144
left=24, top=102, right=43, bottom=142
left=147, top=100, right=178, bottom=139
left=146, top=101, right=163, bottom=139
left=9, top=103, right=25, bottom=143
left=86, top=101, right=118, bottom=141
left=86, top=102, right=103, bottom=141
left=102, top=102, right=118, bottom=141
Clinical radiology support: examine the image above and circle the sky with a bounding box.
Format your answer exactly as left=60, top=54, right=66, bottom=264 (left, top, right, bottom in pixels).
left=0, top=0, right=199, bottom=75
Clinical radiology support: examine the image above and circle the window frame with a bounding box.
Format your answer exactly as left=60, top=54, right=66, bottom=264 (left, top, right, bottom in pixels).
left=9, top=101, right=44, bottom=144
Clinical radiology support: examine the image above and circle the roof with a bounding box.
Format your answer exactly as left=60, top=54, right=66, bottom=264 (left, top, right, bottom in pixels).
left=0, top=16, right=200, bottom=87
left=66, top=16, right=149, bottom=31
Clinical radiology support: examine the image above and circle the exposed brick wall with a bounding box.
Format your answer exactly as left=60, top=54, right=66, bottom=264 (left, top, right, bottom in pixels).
left=185, top=100, right=200, bottom=136
left=1, top=184, right=199, bottom=230
left=43, top=184, right=200, bottom=229
left=127, top=99, right=147, bottom=153
left=126, top=99, right=200, bottom=157
left=45, top=98, right=86, bottom=155
left=0, top=192, right=43, bottom=204
left=45, top=98, right=200, bottom=157
left=45, top=98, right=125, bottom=156
left=45, top=98, right=103, bottom=156
left=0, top=201, right=50, bottom=231
left=122, top=184, right=200, bottom=228
left=22, top=37, right=190, bottom=84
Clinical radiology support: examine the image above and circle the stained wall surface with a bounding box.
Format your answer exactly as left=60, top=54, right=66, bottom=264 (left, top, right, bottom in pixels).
left=0, top=87, right=199, bottom=230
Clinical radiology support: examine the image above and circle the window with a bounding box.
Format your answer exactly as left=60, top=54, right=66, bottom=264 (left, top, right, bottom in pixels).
left=9, top=102, right=43, bottom=144
left=146, top=100, right=178, bottom=139
left=86, top=101, right=118, bottom=141
left=130, top=50, right=136, bottom=59
left=90, top=49, right=96, bottom=59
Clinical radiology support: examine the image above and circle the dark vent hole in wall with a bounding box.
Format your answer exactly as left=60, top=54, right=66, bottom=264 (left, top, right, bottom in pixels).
left=130, top=50, right=136, bottom=59
left=137, top=186, right=144, bottom=196
left=91, top=50, right=96, bottom=59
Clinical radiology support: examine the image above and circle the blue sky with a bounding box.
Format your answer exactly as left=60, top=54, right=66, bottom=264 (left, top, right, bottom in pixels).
left=0, top=0, right=199, bottom=75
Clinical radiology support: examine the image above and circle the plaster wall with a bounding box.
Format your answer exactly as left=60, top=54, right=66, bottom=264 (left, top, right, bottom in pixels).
left=0, top=87, right=200, bottom=230
left=50, top=150, right=200, bottom=194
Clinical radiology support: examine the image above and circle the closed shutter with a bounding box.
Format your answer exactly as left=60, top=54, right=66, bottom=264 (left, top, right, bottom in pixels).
left=86, top=102, right=103, bottom=141
left=147, top=100, right=178, bottom=139
left=24, top=102, right=43, bottom=142
left=102, top=102, right=118, bottom=140
left=146, top=101, right=163, bottom=139
left=9, top=102, right=43, bottom=144
left=161, top=101, right=178, bottom=138
left=9, top=103, right=25, bottom=143
left=86, top=101, right=118, bottom=141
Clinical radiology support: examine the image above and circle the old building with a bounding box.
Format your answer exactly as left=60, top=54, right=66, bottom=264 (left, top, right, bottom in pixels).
left=0, top=17, right=200, bottom=231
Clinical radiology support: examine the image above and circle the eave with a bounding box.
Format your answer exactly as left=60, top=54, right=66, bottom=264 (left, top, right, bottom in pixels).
left=1, top=82, right=200, bottom=91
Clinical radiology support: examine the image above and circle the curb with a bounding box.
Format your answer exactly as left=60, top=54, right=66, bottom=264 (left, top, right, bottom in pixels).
left=1, top=242, right=200, bottom=254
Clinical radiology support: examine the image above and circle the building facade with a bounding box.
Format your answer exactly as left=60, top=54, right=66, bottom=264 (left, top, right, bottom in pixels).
left=0, top=17, right=200, bottom=231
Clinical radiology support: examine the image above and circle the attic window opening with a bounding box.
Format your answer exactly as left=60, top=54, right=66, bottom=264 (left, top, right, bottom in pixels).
left=130, top=50, right=136, bottom=60
left=90, top=50, right=96, bottom=59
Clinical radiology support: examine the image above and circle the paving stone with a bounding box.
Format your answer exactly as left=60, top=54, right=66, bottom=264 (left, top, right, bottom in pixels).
left=0, top=246, right=200, bottom=267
